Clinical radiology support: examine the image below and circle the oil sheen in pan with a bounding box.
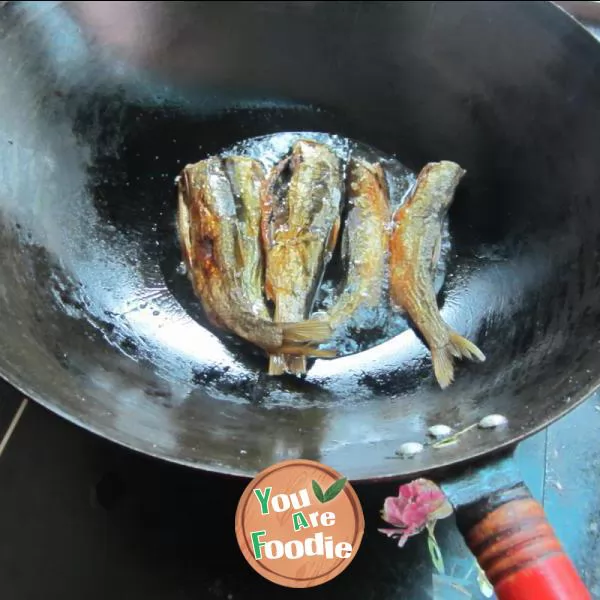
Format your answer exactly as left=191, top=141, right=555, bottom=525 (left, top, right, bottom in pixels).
left=174, top=131, right=454, bottom=359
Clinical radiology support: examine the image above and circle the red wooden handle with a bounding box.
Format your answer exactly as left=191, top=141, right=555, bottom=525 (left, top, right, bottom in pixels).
left=456, top=484, right=591, bottom=600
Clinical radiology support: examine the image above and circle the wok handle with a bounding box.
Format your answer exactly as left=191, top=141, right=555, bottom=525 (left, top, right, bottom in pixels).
left=455, top=483, right=591, bottom=600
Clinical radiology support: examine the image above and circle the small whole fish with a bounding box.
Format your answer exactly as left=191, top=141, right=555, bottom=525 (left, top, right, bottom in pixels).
left=177, top=156, right=334, bottom=359
left=389, top=160, right=485, bottom=389
left=261, top=139, right=343, bottom=375
left=324, top=157, right=391, bottom=330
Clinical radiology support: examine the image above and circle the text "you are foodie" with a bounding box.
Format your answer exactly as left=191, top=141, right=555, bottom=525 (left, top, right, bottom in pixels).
left=235, top=460, right=365, bottom=588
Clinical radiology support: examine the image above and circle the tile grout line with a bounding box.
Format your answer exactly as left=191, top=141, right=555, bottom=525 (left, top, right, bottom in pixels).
left=0, top=397, right=29, bottom=459
left=541, top=426, right=549, bottom=508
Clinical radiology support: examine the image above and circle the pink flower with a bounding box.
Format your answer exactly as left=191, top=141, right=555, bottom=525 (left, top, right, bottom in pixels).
left=378, top=478, right=453, bottom=547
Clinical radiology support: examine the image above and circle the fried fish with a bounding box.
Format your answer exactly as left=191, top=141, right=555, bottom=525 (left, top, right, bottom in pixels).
left=223, top=156, right=270, bottom=319
left=177, top=156, right=334, bottom=359
left=389, top=160, right=485, bottom=388
left=324, top=157, right=391, bottom=330
left=261, top=140, right=343, bottom=375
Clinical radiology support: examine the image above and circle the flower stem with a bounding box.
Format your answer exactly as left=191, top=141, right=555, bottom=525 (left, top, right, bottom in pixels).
left=426, top=521, right=445, bottom=575
left=431, top=423, right=478, bottom=449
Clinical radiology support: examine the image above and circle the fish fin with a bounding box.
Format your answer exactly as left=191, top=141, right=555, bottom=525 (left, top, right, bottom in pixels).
left=430, top=346, right=456, bottom=390
left=431, top=332, right=486, bottom=389
left=281, top=320, right=332, bottom=344
left=279, top=320, right=336, bottom=374
left=448, top=343, right=462, bottom=359
left=268, top=354, right=286, bottom=376
left=327, top=215, right=342, bottom=255
left=301, top=348, right=337, bottom=359
left=448, top=331, right=486, bottom=363
left=268, top=346, right=335, bottom=376
left=279, top=347, right=337, bottom=359
left=285, top=355, right=307, bottom=375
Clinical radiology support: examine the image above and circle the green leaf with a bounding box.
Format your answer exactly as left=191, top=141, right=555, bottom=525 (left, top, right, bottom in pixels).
left=323, top=477, right=348, bottom=502
left=432, top=436, right=460, bottom=449
left=427, top=528, right=445, bottom=575
left=431, top=423, right=477, bottom=449
left=312, top=480, right=325, bottom=503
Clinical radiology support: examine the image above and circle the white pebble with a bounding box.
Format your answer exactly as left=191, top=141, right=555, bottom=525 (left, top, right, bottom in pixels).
left=478, top=414, right=508, bottom=429
left=428, top=424, right=453, bottom=439
left=395, top=442, right=424, bottom=458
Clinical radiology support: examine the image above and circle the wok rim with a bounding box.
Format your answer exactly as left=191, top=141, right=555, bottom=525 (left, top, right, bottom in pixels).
left=2, top=363, right=597, bottom=483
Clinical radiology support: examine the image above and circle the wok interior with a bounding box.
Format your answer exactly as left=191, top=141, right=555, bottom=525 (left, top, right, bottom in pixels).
left=1, top=1, right=600, bottom=479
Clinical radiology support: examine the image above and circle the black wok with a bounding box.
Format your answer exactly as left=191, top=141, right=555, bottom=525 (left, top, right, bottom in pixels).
left=0, top=1, right=599, bottom=597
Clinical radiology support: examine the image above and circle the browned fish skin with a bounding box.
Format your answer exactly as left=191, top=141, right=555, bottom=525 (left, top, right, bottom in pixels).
left=261, top=140, right=343, bottom=375
left=324, top=157, right=391, bottom=330
left=389, top=161, right=485, bottom=389
left=177, top=156, right=333, bottom=358
left=223, top=156, right=270, bottom=320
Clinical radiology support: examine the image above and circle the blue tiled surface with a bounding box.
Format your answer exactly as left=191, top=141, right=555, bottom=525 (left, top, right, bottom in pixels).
left=544, top=399, right=600, bottom=598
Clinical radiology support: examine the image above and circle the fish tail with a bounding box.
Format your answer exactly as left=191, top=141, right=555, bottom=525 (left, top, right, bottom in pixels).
left=282, top=320, right=334, bottom=375
left=285, top=355, right=307, bottom=375
left=268, top=354, right=286, bottom=376
left=431, top=331, right=486, bottom=389
left=430, top=346, right=456, bottom=390
left=448, top=331, right=486, bottom=363
left=281, top=320, right=332, bottom=344
left=279, top=347, right=337, bottom=359
left=267, top=346, right=336, bottom=376
left=303, top=348, right=337, bottom=359
left=266, top=320, right=336, bottom=375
